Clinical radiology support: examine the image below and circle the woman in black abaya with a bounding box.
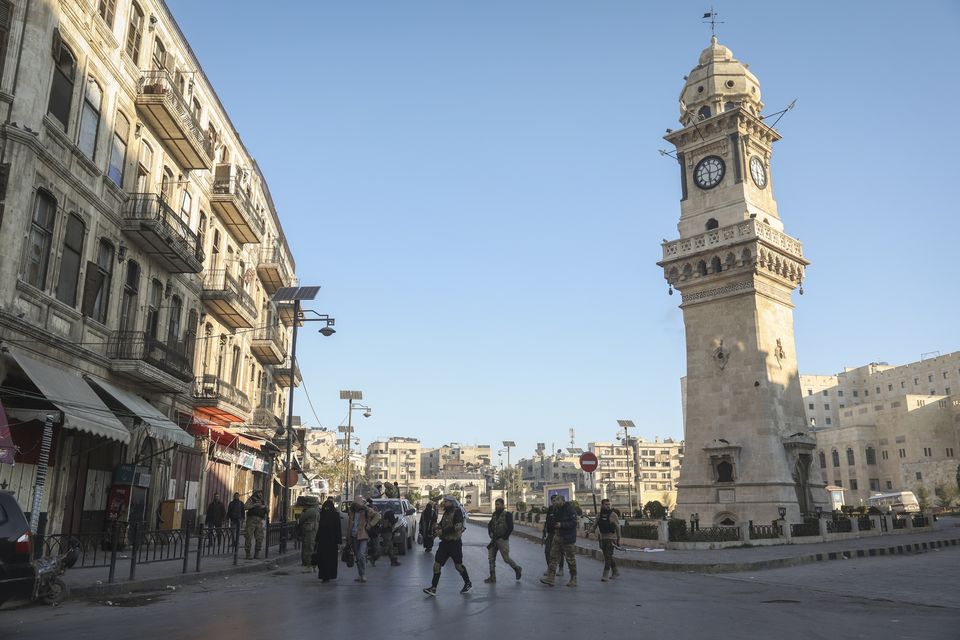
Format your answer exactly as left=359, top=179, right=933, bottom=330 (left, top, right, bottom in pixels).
left=315, top=498, right=343, bottom=582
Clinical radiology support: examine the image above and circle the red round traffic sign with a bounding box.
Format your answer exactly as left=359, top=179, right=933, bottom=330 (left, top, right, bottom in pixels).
left=579, top=452, right=598, bottom=473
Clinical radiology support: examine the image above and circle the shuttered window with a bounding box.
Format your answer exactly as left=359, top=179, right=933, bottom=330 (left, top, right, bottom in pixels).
left=54, top=213, right=85, bottom=306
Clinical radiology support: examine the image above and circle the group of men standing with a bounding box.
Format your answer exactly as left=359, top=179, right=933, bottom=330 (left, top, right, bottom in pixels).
left=203, top=491, right=267, bottom=560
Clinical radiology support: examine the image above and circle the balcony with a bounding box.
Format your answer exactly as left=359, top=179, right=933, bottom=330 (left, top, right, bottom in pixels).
left=276, top=301, right=298, bottom=327
left=108, top=331, right=193, bottom=393
left=135, top=70, right=213, bottom=170
left=272, top=359, right=301, bottom=388
left=250, top=323, right=287, bottom=365
left=211, top=164, right=265, bottom=244
left=201, top=270, right=257, bottom=330
left=121, top=194, right=204, bottom=273
left=251, top=406, right=282, bottom=427
left=257, top=244, right=292, bottom=295
left=193, top=375, right=251, bottom=424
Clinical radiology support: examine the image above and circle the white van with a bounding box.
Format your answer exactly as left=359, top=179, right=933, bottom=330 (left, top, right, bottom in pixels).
left=867, top=491, right=921, bottom=513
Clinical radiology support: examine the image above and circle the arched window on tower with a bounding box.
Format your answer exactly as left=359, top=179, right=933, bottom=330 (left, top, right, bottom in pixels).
left=711, top=256, right=722, bottom=274
left=741, top=248, right=752, bottom=266
left=831, top=450, right=840, bottom=468
left=705, top=218, right=718, bottom=230
left=846, top=448, right=855, bottom=466
left=698, top=105, right=711, bottom=120
left=697, top=260, right=707, bottom=277
left=725, top=252, right=736, bottom=270
left=716, top=461, right=733, bottom=482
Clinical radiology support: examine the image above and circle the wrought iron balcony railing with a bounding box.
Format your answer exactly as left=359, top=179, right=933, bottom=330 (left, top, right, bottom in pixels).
left=109, top=331, right=194, bottom=382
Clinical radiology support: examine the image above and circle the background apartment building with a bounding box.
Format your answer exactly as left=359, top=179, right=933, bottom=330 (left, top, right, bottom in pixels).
left=0, top=0, right=297, bottom=535
left=801, top=352, right=960, bottom=505
left=420, top=443, right=492, bottom=476
left=365, top=437, right=421, bottom=494
left=587, top=439, right=683, bottom=513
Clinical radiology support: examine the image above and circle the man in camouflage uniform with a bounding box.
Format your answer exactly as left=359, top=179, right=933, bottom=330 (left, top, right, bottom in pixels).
left=592, top=498, right=621, bottom=581
left=298, top=497, right=320, bottom=569
left=244, top=491, right=267, bottom=559
left=539, top=494, right=578, bottom=587
left=485, top=498, right=522, bottom=583
left=422, top=496, right=472, bottom=596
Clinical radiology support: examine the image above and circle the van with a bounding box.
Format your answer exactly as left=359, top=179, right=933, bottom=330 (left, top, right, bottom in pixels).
left=866, top=491, right=921, bottom=513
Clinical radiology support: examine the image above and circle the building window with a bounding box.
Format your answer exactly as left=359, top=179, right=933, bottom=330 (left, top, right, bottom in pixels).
left=831, top=450, right=840, bottom=467
left=825, top=417, right=832, bottom=425
left=166, top=294, right=182, bottom=348
left=152, top=37, right=167, bottom=71
left=807, top=389, right=813, bottom=396
left=865, top=447, right=877, bottom=465
left=947, top=448, right=955, bottom=458
left=928, top=374, right=933, bottom=383
left=78, top=77, right=102, bottom=159
left=83, top=239, right=114, bottom=323
left=197, top=212, right=207, bottom=252
left=881, top=450, right=888, bottom=460
left=869, top=478, right=880, bottom=491
left=916, top=472, right=922, bottom=481
left=48, top=37, right=76, bottom=130
left=118, top=261, right=140, bottom=332
left=853, top=390, right=859, bottom=397
left=822, top=390, right=829, bottom=396
left=839, top=404, right=845, bottom=409
left=22, top=190, right=58, bottom=289
left=180, top=191, right=192, bottom=223
left=54, top=213, right=85, bottom=306
left=146, top=279, right=162, bottom=338
left=108, top=112, right=129, bottom=186
left=824, top=403, right=830, bottom=410
left=846, top=448, right=855, bottom=466
left=808, top=403, right=814, bottom=410
left=98, top=0, right=117, bottom=26
left=0, top=2, right=12, bottom=81
left=901, top=381, right=905, bottom=388
left=838, top=390, right=844, bottom=397
left=125, top=3, right=145, bottom=63
left=914, top=378, right=919, bottom=385
left=898, top=448, right=906, bottom=458
left=818, top=451, right=826, bottom=469
left=230, top=346, right=241, bottom=385
left=923, top=447, right=932, bottom=457
left=885, top=480, right=893, bottom=490
left=849, top=479, right=858, bottom=491
left=888, top=384, right=892, bottom=391
left=864, top=389, right=869, bottom=397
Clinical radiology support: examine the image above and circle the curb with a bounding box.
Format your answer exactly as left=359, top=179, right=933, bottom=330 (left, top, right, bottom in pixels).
left=504, top=524, right=960, bottom=574
left=70, top=551, right=302, bottom=598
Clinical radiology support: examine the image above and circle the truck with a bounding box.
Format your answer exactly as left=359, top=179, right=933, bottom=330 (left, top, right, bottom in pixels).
left=866, top=491, right=921, bottom=513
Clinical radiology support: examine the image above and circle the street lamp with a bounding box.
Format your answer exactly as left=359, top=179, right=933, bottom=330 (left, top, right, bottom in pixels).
left=502, top=441, right=515, bottom=504
left=272, top=286, right=335, bottom=554
left=616, top=419, right=640, bottom=516
left=778, top=506, right=787, bottom=520
left=339, top=390, right=371, bottom=501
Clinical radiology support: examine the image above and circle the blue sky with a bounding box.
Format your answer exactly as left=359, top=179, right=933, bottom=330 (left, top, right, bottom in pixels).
left=168, top=1, right=959, bottom=461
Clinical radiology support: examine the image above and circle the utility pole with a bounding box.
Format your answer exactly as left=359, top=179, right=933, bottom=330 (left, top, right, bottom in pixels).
left=617, top=420, right=640, bottom=516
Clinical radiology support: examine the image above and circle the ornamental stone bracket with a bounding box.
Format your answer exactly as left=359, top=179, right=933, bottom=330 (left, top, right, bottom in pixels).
left=782, top=432, right=816, bottom=453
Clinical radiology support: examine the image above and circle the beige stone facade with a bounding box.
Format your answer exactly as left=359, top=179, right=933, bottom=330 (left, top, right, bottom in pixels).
left=365, top=437, right=422, bottom=490
left=0, top=0, right=296, bottom=533
left=585, top=440, right=683, bottom=512
left=801, top=353, right=960, bottom=505
left=659, top=38, right=827, bottom=525
left=420, top=443, right=492, bottom=477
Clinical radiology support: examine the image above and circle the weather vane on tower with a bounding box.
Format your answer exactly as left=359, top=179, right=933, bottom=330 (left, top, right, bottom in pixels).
left=702, top=8, right=724, bottom=37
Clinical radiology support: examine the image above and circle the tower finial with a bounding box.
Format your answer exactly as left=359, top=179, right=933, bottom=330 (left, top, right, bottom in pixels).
left=702, top=7, right=724, bottom=38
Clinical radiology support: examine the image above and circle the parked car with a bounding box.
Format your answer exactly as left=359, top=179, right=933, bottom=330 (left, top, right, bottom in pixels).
left=0, top=491, right=34, bottom=606
left=369, top=498, right=418, bottom=555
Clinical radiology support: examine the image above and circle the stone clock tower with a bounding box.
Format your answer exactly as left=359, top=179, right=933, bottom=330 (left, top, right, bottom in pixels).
left=658, top=38, right=827, bottom=526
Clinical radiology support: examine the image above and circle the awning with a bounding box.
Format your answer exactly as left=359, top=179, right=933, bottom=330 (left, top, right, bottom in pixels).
left=86, top=378, right=195, bottom=448
left=188, top=421, right=262, bottom=450
left=7, top=351, right=129, bottom=444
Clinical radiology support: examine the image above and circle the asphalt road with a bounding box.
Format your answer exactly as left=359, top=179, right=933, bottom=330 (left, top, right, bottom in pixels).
left=2, top=524, right=958, bottom=640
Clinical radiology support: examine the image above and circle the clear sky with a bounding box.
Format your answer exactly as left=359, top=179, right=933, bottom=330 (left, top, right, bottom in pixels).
left=168, top=0, right=959, bottom=462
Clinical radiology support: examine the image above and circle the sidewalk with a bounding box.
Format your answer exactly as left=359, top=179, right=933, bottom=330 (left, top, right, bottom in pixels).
left=502, top=519, right=960, bottom=573
left=64, top=548, right=301, bottom=598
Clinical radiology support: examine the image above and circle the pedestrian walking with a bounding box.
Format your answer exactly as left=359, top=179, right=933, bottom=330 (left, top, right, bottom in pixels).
left=539, top=494, right=578, bottom=587
left=542, top=500, right=565, bottom=577
left=244, top=491, right=267, bottom=559
left=315, top=498, right=342, bottom=583
left=485, top=498, right=522, bottom=583
left=298, top=498, right=320, bottom=570
left=422, top=496, right=472, bottom=596
left=347, top=496, right=381, bottom=583
left=371, top=508, right=401, bottom=566
left=205, top=493, right=226, bottom=549
left=419, top=498, right=438, bottom=552
left=593, top=499, right=621, bottom=581
left=227, top=492, right=244, bottom=551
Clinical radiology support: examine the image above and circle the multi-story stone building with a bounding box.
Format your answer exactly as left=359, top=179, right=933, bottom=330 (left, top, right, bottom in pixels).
left=420, top=443, right=492, bottom=477
left=585, top=439, right=683, bottom=512
left=365, top=437, right=421, bottom=493
left=0, top=0, right=297, bottom=535
left=800, top=352, right=960, bottom=505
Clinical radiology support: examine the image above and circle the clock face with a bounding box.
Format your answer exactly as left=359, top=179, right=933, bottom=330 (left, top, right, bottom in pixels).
left=750, top=156, right=767, bottom=188
left=694, top=156, right=725, bottom=189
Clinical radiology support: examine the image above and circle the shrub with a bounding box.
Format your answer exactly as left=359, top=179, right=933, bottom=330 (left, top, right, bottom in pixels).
left=516, top=501, right=526, bottom=513
left=643, top=500, right=667, bottom=520
left=668, top=518, right=687, bottom=542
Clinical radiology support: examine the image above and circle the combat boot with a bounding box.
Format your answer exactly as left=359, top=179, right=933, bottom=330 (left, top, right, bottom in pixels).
left=484, top=575, right=496, bottom=584
left=601, top=568, right=609, bottom=582
left=566, top=571, right=577, bottom=587
left=539, top=570, right=556, bottom=587
left=254, top=549, right=261, bottom=559
left=611, top=567, right=620, bottom=579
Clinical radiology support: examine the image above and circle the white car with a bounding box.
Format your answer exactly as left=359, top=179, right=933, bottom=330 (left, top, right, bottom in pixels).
left=369, top=499, right=418, bottom=555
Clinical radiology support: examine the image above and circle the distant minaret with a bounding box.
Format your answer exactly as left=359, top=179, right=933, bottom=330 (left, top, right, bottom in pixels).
left=657, top=37, right=827, bottom=525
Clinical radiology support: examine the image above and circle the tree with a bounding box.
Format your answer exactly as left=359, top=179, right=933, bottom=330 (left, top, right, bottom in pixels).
left=934, top=484, right=957, bottom=510
left=914, top=485, right=930, bottom=510
left=405, top=489, right=422, bottom=503
left=643, top=500, right=666, bottom=520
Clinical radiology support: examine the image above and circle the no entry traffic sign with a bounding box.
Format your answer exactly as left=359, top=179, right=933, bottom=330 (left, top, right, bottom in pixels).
left=579, top=451, right=599, bottom=473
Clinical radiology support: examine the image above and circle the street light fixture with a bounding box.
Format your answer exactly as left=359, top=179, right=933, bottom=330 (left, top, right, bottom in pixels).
left=501, top=441, right=515, bottom=504
left=271, top=286, right=335, bottom=554
left=616, top=419, right=640, bottom=516
left=339, top=390, right=371, bottom=501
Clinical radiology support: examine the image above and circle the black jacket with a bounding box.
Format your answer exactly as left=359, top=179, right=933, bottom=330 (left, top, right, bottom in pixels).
left=227, top=499, right=245, bottom=523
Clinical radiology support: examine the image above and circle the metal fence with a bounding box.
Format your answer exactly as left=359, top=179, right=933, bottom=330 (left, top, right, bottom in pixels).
left=621, top=524, right=659, bottom=540
left=857, top=517, right=873, bottom=531
left=671, top=526, right=740, bottom=543
left=749, top=523, right=781, bottom=540
left=791, top=521, right=820, bottom=537
left=826, top=518, right=852, bottom=534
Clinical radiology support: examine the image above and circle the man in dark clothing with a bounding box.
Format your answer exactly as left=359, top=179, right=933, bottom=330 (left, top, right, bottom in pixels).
left=540, top=494, right=578, bottom=587
left=423, top=497, right=472, bottom=596
left=542, top=501, right=565, bottom=577
left=419, top=499, right=438, bottom=552
left=485, top=498, right=522, bottom=583
left=227, top=492, right=244, bottom=552
left=205, top=493, right=227, bottom=549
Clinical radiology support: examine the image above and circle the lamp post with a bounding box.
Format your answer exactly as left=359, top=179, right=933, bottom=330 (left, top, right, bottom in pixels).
left=272, top=285, right=335, bottom=555
left=616, top=420, right=640, bottom=516
left=501, top=441, right=515, bottom=504
left=339, top=390, right=371, bottom=501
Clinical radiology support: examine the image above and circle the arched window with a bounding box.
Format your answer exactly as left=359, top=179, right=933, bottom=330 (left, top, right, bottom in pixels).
left=846, top=448, right=855, bottom=466
left=682, top=263, right=692, bottom=279
left=711, top=256, right=722, bottom=274
left=697, top=260, right=707, bottom=277
left=160, top=167, right=175, bottom=202
left=668, top=267, right=679, bottom=283
left=54, top=213, right=85, bottom=306
left=146, top=279, right=163, bottom=338
left=230, top=345, right=241, bottom=385
left=108, top=112, right=130, bottom=186
left=831, top=450, right=840, bottom=468
left=125, top=2, right=145, bottom=64
left=716, top=461, right=733, bottom=482
left=211, top=229, right=221, bottom=270
left=698, top=105, right=711, bottom=120
left=23, top=190, right=58, bottom=289
left=725, top=252, right=736, bottom=270
left=724, top=101, right=736, bottom=111
left=78, top=77, right=102, bottom=159
left=202, top=322, right=214, bottom=373
left=152, top=37, right=167, bottom=71
left=865, top=447, right=877, bottom=465
left=741, top=248, right=752, bottom=265
left=197, top=212, right=207, bottom=253
left=119, top=260, right=140, bottom=332
left=84, top=239, right=115, bottom=323
left=48, top=38, right=76, bottom=130
left=818, top=451, right=826, bottom=469
left=705, top=218, right=719, bottom=230
left=135, top=141, right=153, bottom=193
left=98, top=0, right=117, bottom=27
left=166, top=294, right=182, bottom=348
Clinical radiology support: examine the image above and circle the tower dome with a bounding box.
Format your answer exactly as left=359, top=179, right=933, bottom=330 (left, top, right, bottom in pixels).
left=678, top=36, right=763, bottom=125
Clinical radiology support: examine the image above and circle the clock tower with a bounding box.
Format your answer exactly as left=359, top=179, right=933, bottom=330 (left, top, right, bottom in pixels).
left=658, top=38, right=827, bottom=526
